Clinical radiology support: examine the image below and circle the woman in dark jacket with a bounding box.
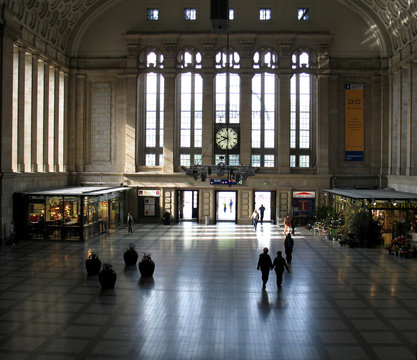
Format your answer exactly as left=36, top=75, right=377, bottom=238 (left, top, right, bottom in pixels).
left=272, top=251, right=290, bottom=289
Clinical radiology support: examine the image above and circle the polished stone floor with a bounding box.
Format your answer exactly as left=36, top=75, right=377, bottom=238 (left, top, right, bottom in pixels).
left=0, top=222, right=416, bottom=360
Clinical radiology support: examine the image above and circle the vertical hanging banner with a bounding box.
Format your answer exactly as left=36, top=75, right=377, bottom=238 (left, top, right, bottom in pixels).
left=345, top=84, right=364, bottom=161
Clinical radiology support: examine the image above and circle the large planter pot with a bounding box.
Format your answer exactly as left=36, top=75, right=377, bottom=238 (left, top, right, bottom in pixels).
left=139, top=260, right=155, bottom=278
left=99, top=272, right=117, bottom=289
left=85, top=258, right=101, bottom=276
left=123, top=250, right=138, bottom=266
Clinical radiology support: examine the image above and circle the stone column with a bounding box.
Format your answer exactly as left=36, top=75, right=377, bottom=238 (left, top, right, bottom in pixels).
left=30, top=54, right=38, bottom=172
left=240, top=72, right=251, bottom=165
left=328, top=75, right=338, bottom=172
left=42, top=62, right=49, bottom=172
left=74, top=74, right=87, bottom=172
left=317, top=74, right=330, bottom=174
left=0, top=35, right=14, bottom=173
left=201, top=72, right=214, bottom=165
left=17, top=47, right=25, bottom=172
left=163, top=72, right=175, bottom=173
left=278, top=73, right=291, bottom=173
left=53, top=67, right=59, bottom=172
left=124, top=74, right=136, bottom=173
left=411, top=61, right=417, bottom=176
left=370, top=74, right=382, bottom=176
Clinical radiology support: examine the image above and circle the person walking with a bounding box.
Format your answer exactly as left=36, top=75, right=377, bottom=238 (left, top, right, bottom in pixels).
left=9, top=221, right=16, bottom=246
left=127, top=212, right=134, bottom=233
left=291, top=215, right=296, bottom=235
left=272, top=251, right=290, bottom=289
left=258, top=204, right=265, bottom=224
left=283, top=215, right=291, bottom=235
left=284, top=233, right=294, bottom=264
left=251, top=209, right=260, bottom=230
left=257, top=247, right=273, bottom=289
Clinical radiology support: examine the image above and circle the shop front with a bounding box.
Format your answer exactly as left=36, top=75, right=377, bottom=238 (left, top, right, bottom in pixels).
left=14, top=186, right=128, bottom=241
left=325, top=188, right=417, bottom=244
left=292, top=191, right=316, bottom=225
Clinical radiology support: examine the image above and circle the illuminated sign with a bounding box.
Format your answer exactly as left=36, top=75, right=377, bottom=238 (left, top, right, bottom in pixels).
left=138, top=189, right=160, bottom=197
left=293, top=191, right=315, bottom=198
left=368, top=202, right=417, bottom=210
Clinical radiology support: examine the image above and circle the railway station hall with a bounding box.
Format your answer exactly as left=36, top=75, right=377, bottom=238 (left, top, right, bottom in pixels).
left=0, top=1, right=417, bottom=359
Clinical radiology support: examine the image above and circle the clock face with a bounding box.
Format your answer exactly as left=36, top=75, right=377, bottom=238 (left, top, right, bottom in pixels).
left=216, top=127, right=238, bottom=150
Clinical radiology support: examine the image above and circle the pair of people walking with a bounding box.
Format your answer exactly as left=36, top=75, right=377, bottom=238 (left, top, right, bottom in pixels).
left=257, top=247, right=290, bottom=289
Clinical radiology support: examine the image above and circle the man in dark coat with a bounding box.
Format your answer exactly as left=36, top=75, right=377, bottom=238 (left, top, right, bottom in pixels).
left=258, top=204, right=265, bottom=224
left=284, top=233, right=294, bottom=264
left=272, top=251, right=290, bottom=289
left=257, top=247, right=273, bottom=289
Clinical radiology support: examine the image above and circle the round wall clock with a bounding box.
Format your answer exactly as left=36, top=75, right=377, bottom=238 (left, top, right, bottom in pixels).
left=216, top=127, right=238, bottom=150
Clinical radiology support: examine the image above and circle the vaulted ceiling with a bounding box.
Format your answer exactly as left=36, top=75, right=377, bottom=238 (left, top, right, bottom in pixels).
left=4, top=0, right=417, bottom=57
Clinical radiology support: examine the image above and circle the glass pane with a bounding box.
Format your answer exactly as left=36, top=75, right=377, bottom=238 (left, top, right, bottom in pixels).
left=299, top=155, right=310, bottom=167
left=252, top=74, right=261, bottom=93
left=264, top=112, right=274, bottom=129
left=299, top=131, right=310, bottom=148
left=180, top=154, right=191, bottom=166
left=290, top=130, right=296, bottom=148
left=290, top=155, right=296, bottom=167
left=264, top=74, right=275, bottom=93
left=146, top=154, right=156, bottom=166
left=252, top=130, right=261, bottom=148
left=264, top=130, right=274, bottom=148
left=252, top=94, right=261, bottom=111
left=264, top=94, right=275, bottom=112
left=252, top=155, right=261, bottom=166
left=264, top=154, right=274, bottom=167
left=229, top=155, right=240, bottom=165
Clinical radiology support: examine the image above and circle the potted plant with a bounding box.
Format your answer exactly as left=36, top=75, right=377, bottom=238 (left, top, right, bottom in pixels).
left=138, top=252, right=155, bottom=278
left=162, top=212, right=171, bottom=225
left=99, top=262, right=117, bottom=289
left=85, top=250, right=101, bottom=276
left=123, top=242, right=138, bottom=266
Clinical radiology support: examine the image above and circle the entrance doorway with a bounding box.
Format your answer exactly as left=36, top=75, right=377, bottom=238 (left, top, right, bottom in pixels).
left=216, top=191, right=237, bottom=222
left=254, top=191, right=275, bottom=223
left=177, top=190, right=198, bottom=221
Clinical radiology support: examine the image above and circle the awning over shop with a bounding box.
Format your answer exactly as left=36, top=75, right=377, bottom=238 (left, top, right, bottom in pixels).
left=324, top=188, right=417, bottom=201
left=23, top=186, right=130, bottom=196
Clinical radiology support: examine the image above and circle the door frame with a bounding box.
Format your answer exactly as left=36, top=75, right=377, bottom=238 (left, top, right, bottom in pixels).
left=176, top=190, right=199, bottom=222
left=215, top=190, right=238, bottom=223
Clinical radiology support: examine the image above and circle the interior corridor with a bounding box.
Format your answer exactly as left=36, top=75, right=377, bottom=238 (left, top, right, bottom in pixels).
left=0, top=223, right=416, bottom=360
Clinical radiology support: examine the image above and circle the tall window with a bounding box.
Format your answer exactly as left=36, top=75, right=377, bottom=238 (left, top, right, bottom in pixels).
left=290, top=50, right=312, bottom=168
left=252, top=50, right=277, bottom=167
left=178, top=50, right=203, bottom=166
left=144, top=51, right=164, bottom=166
left=215, top=49, right=240, bottom=165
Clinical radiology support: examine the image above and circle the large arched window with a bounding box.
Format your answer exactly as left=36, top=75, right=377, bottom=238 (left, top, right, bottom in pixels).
left=251, top=49, right=277, bottom=167
left=144, top=50, right=164, bottom=166
left=214, top=49, right=240, bottom=165
left=178, top=49, right=203, bottom=166
left=290, top=50, right=312, bottom=168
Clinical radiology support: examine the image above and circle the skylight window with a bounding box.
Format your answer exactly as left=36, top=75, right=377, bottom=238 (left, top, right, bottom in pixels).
left=185, top=8, right=197, bottom=20
left=298, top=8, right=310, bottom=21
left=259, top=8, right=271, bottom=21
left=147, top=9, right=159, bottom=21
